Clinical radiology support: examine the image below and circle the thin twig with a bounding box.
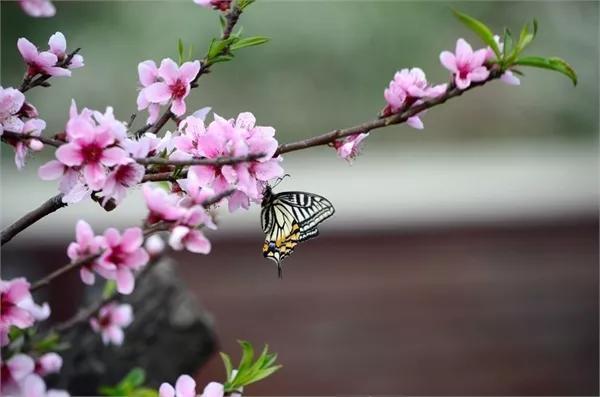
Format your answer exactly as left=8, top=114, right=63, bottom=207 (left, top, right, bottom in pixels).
left=30, top=252, right=102, bottom=292
left=136, top=152, right=265, bottom=166
left=1, top=194, right=66, bottom=246
left=20, top=48, right=82, bottom=93
left=1, top=130, right=64, bottom=148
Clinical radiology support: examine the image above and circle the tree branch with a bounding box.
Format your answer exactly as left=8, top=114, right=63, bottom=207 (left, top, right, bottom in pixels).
left=137, top=152, right=265, bottom=166
left=1, top=130, right=64, bottom=147
left=1, top=194, right=67, bottom=246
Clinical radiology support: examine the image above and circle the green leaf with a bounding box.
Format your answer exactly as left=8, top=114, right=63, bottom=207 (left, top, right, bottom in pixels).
left=131, top=388, right=159, bottom=397
left=230, top=36, right=269, bottom=51
left=247, top=365, right=282, bottom=385
left=32, top=331, right=60, bottom=353
left=99, top=386, right=121, bottom=396
left=515, top=21, right=535, bottom=55
left=177, top=38, right=185, bottom=65
left=102, top=280, right=117, bottom=299
left=452, top=9, right=501, bottom=58
left=119, top=368, right=146, bottom=389
left=220, top=352, right=233, bottom=381
left=514, top=56, right=577, bottom=85
left=237, top=340, right=255, bottom=374
left=501, top=28, right=512, bottom=62
left=237, top=0, right=255, bottom=10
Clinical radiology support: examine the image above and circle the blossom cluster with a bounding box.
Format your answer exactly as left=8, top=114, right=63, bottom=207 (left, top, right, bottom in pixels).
left=19, top=32, right=83, bottom=78
left=194, top=0, right=232, bottom=11
left=38, top=102, right=149, bottom=204
left=0, top=278, right=50, bottom=347
left=67, top=220, right=149, bottom=294
left=90, top=303, right=133, bottom=346
left=0, top=86, right=46, bottom=168
left=159, top=374, right=239, bottom=397
left=1, top=352, right=67, bottom=397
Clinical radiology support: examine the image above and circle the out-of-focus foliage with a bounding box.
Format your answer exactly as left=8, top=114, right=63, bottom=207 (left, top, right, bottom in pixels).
left=1, top=1, right=597, bottom=168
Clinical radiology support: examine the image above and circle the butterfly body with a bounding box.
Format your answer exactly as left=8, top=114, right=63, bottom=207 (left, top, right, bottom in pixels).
left=261, top=185, right=335, bottom=278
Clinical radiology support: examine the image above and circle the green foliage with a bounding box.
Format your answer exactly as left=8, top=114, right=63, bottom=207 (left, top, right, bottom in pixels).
left=453, top=9, right=577, bottom=85
left=102, top=280, right=117, bottom=299
left=220, top=340, right=282, bottom=393
left=99, top=368, right=157, bottom=397
left=230, top=36, right=270, bottom=51
left=515, top=56, right=577, bottom=85
left=453, top=9, right=500, bottom=58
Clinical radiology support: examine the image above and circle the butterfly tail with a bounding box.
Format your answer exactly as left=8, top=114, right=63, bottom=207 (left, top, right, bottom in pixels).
left=277, top=263, right=283, bottom=279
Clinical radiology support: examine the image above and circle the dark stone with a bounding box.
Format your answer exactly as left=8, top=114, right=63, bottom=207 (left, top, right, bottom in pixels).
left=55, top=260, right=216, bottom=394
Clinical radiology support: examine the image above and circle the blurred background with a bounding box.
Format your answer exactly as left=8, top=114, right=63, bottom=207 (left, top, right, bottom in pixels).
left=1, top=0, right=598, bottom=395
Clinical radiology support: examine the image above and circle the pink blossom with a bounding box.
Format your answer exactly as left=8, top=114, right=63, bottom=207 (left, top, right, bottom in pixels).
left=55, top=117, right=128, bottom=190
left=383, top=68, right=446, bottom=130
left=99, top=227, right=149, bottom=294
left=34, top=353, right=62, bottom=377
left=168, top=219, right=212, bottom=254
left=12, top=118, right=46, bottom=169
left=0, top=354, right=35, bottom=395
left=201, top=382, right=224, bottom=397
left=21, top=374, right=69, bottom=397
left=136, top=61, right=162, bottom=124
left=48, top=32, right=84, bottom=69
left=159, top=374, right=196, bottom=397
left=143, top=185, right=186, bottom=224
left=0, top=278, right=49, bottom=330
left=485, top=36, right=521, bottom=86
left=124, top=133, right=162, bottom=158
left=0, top=86, right=26, bottom=135
left=19, top=0, right=55, bottom=17
left=17, top=38, right=70, bottom=77
left=145, top=235, right=165, bottom=257
left=194, top=0, right=232, bottom=11
left=333, top=133, right=369, bottom=163
left=67, top=220, right=112, bottom=285
left=90, top=303, right=133, bottom=345
left=142, top=58, right=200, bottom=117
left=101, top=161, right=145, bottom=205
left=38, top=160, right=90, bottom=204
left=440, top=38, right=490, bottom=89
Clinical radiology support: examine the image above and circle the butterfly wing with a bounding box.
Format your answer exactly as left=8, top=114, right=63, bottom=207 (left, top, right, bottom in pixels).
left=274, top=191, right=335, bottom=237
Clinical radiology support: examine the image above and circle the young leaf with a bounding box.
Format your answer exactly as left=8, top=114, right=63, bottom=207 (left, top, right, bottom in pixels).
left=452, top=9, right=501, bottom=58
left=131, top=388, right=159, bottom=397
left=102, top=280, right=117, bottom=299
left=237, top=340, right=255, bottom=374
left=230, top=36, right=269, bottom=51
left=119, top=368, right=146, bottom=389
left=515, top=21, right=535, bottom=55
left=32, top=331, right=60, bottom=353
left=514, top=56, right=577, bottom=85
left=177, top=39, right=185, bottom=65
left=502, top=28, right=513, bottom=61
left=220, top=352, right=233, bottom=381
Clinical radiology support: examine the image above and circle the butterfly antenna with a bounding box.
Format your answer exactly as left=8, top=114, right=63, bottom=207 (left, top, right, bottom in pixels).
left=272, top=174, right=291, bottom=189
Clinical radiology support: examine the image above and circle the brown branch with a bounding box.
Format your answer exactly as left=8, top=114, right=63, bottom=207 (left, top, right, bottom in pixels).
left=275, top=70, right=502, bottom=156
left=1, top=130, right=64, bottom=148
left=1, top=194, right=67, bottom=246
left=20, top=48, right=82, bottom=93
left=30, top=252, right=102, bottom=292
left=136, top=152, right=265, bottom=166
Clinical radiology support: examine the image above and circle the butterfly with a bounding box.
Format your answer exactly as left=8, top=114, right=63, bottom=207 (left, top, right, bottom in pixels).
left=261, top=184, right=335, bottom=278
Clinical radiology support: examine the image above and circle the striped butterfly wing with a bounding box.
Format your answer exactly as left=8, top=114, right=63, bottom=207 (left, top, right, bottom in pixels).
left=274, top=191, right=335, bottom=241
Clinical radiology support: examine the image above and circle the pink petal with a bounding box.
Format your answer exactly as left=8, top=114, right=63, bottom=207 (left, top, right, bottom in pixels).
left=115, top=269, right=135, bottom=295
left=202, top=382, right=224, bottom=397
left=80, top=267, right=95, bottom=285
left=103, top=227, right=121, bottom=246
left=189, top=165, right=216, bottom=187
left=107, top=325, right=124, bottom=345
left=69, top=54, right=85, bottom=69
left=22, top=374, right=45, bottom=397
left=407, top=115, right=424, bottom=130
left=179, top=61, right=201, bottom=83
left=38, top=160, right=64, bottom=181
left=46, top=66, right=72, bottom=77
left=455, top=76, right=470, bottom=90
left=112, top=304, right=133, bottom=326
left=48, top=32, right=66, bottom=57
left=5, top=278, right=31, bottom=301
left=501, top=70, right=521, bottom=86
left=168, top=226, right=188, bottom=251
left=83, top=163, right=107, bottom=190
left=55, top=143, right=84, bottom=166
left=101, top=147, right=128, bottom=166
left=455, top=38, right=473, bottom=61
left=159, top=384, right=176, bottom=397
left=9, top=354, right=35, bottom=380
left=175, top=375, right=197, bottom=397
left=17, top=38, right=38, bottom=62
left=468, top=66, right=490, bottom=82
left=170, top=98, right=186, bottom=117
left=253, top=160, right=284, bottom=181
left=144, top=82, right=172, bottom=103
left=138, top=60, right=158, bottom=87
left=185, top=230, right=211, bottom=254
left=439, top=51, right=457, bottom=73
left=469, top=48, right=489, bottom=69
left=158, top=58, right=180, bottom=85
left=75, top=219, right=94, bottom=244
left=123, top=248, right=149, bottom=269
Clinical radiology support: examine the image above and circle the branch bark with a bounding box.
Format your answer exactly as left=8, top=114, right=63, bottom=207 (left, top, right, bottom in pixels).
left=1, top=194, right=67, bottom=246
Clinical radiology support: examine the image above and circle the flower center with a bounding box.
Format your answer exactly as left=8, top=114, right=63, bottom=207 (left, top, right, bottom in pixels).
left=81, top=143, right=104, bottom=163
left=106, top=246, right=127, bottom=268
left=0, top=292, right=13, bottom=316
left=170, top=80, right=187, bottom=99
